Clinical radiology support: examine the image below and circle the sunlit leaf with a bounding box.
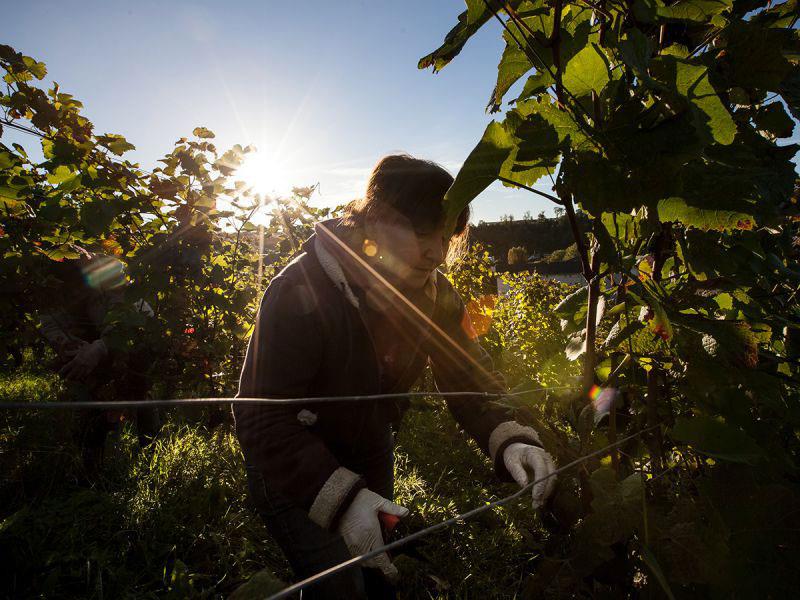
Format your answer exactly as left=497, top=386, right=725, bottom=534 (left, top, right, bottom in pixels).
left=192, top=126, right=215, bottom=139
left=650, top=56, right=736, bottom=146
left=443, top=120, right=515, bottom=232
left=562, top=43, right=610, bottom=98
left=418, top=0, right=501, bottom=72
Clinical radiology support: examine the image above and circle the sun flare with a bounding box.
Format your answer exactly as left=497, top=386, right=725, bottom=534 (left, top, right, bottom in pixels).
left=233, top=149, right=294, bottom=199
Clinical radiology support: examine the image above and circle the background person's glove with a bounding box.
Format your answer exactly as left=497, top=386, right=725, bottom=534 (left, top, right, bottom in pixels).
left=503, top=442, right=558, bottom=509
left=59, top=339, right=108, bottom=381
left=335, top=488, right=409, bottom=584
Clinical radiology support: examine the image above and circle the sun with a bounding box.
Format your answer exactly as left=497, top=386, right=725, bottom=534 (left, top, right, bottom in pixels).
left=233, top=149, right=294, bottom=199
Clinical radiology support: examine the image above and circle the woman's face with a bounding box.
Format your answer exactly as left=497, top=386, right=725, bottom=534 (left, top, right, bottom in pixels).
left=365, top=218, right=448, bottom=290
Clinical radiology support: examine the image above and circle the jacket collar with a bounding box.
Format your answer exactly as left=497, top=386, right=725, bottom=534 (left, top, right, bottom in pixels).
left=306, top=218, right=438, bottom=316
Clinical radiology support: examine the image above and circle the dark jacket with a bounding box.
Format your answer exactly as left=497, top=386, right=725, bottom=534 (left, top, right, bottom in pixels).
left=233, top=220, right=542, bottom=531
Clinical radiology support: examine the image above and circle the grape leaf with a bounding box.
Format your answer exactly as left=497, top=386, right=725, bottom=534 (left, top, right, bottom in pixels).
left=672, top=415, right=763, bottom=464
left=562, top=43, right=610, bottom=98
left=650, top=56, right=736, bottom=146
left=489, top=37, right=532, bottom=110
left=656, top=0, right=733, bottom=23
left=443, top=121, right=515, bottom=232
left=192, top=126, right=215, bottom=139
left=657, top=197, right=756, bottom=232
left=752, top=102, right=795, bottom=139
left=418, top=0, right=509, bottom=73
left=719, top=21, right=792, bottom=91
left=778, top=64, right=800, bottom=120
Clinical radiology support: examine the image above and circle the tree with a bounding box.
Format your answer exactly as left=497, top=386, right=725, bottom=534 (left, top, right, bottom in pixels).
left=507, top=245, right=527, bottom=265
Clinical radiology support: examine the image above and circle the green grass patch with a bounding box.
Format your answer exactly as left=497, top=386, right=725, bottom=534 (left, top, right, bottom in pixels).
left=2, top=368, right=550, bottom=598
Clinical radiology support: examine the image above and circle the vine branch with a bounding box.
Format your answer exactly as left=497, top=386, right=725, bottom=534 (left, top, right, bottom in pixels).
left=498, top=176, right=563, bottom=204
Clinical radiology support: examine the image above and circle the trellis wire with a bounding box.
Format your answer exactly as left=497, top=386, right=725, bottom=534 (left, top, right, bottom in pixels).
left=0, top=386, right=578, bottom=410
left=0, top=380, right=654, bottom=598
left=264, top=424, right=660, bottom=600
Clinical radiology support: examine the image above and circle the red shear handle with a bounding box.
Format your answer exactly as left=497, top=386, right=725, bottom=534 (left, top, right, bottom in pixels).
left=378, top=511, right=401, bottom=534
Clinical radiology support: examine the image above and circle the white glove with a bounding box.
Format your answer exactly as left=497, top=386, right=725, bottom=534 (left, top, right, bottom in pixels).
left=335, top=488, right=409, bottom=584
left=59, top=339, right=108, bottom=381
left=503, top=442, right=557, bottom=509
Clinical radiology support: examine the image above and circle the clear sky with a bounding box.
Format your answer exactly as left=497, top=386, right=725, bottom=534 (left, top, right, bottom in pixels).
left=4, top=1, right=797, bottom=224
left=3, top=0, right=561, bottom=223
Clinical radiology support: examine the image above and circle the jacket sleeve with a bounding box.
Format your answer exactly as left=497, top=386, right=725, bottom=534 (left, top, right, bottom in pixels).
left=233, top=276, right=365, bottom=531
left=428, top=280, right=544, bottom=483
left=38, top=311, right=75, bottom=350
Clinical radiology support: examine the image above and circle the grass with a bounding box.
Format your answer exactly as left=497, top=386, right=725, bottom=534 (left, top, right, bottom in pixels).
left=1, top=365, right=549, bottom=599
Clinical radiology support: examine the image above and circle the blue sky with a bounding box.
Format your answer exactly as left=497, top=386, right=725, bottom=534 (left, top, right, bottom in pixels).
left=4, top=1, right=797, bottom=223
left=4, top=0, right=556, bottom=223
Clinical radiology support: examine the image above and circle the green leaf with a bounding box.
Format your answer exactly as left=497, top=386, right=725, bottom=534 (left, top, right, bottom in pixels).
left=80, top=200, right=119, bottom=236
left=578, top=470, right=644, bottom=546
left=559, top=151, right=634, bottom=214
left=418, top=0, right=500, bottom=72
left=504, top=97, right=591, bottom=191
left=47, top=245, right=82, bottom=261
left=672, top=415, right=763, bottom=464
left=618, top=29, right=655, bottom=77
left=656, top=0, right=733, bottom=23
left=443, top=120, right=515, bottom=232
left=751, top=102, right=795, bottom=139
left=669, top=132, right=798, bottom=228
left=513, top=97, right=589, bottom=150
left=515, top=70, right=554, bottom=103
left=489, top=39, right=532, bottom=110
left=750, top=0, right=798, bottom=28
left=0, top=145, right=21, bottom=170
left=192, top=126, right=215, bottom=139
left=555, top=285, right=589, bottom=328
left=719, top=21, right=792, bottom=91
left=499, top=99, right=570, bottom=185
left=562, top=43, right=610, bottom=98
left=98, top=133, right=135, bottom=156
left=657, top=196, right=756, bottom=232
left=604, top=319, right=645, bottom=348
left=22, top=55, right=47, bottom=80
left=0, top=183, right=30, bottom=217
left=629, top=290, right=674, bottom=342
left=650, top=56, right=736, bottom=146
left=778, top=65, right=800, bottom=120
left=46, top=165, right=75, bottom=185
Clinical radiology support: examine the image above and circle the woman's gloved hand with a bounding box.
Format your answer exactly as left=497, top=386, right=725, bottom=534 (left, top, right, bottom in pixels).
left=503, top=442, right=558, bottom=509
left=59, top=338, right=108, bottom=381
left=335, top=488, right=409, bottom=584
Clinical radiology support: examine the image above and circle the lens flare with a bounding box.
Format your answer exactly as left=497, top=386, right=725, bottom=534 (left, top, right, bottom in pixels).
left=362, top=239, right=378, bottom=257
left=589, top=385, right=619, bottom=424
left=82, top=256, right=126, bottom=291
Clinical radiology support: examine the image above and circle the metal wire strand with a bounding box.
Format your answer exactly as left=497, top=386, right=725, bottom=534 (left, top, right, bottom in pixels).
left=0, top=386, right=578, bottom=410
left=264, top=424, right=660, bottom=600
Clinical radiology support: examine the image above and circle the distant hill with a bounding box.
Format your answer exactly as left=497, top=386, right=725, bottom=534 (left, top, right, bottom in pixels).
left=469, top=213, right=588, bottom=267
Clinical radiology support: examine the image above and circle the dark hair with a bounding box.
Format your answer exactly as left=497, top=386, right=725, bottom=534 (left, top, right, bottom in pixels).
left=341, top=154, right=470, bottom=239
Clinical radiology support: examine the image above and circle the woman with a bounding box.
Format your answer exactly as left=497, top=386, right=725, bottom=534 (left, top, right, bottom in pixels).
left=233, top=154, right=557, bottom=599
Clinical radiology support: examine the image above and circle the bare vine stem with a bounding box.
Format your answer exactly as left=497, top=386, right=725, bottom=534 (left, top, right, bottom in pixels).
left=498, top=176, right=563, bottom=204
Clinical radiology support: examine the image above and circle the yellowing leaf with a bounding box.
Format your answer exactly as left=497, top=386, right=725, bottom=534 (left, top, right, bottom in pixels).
left=193, top=126, right=215, bottom=139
